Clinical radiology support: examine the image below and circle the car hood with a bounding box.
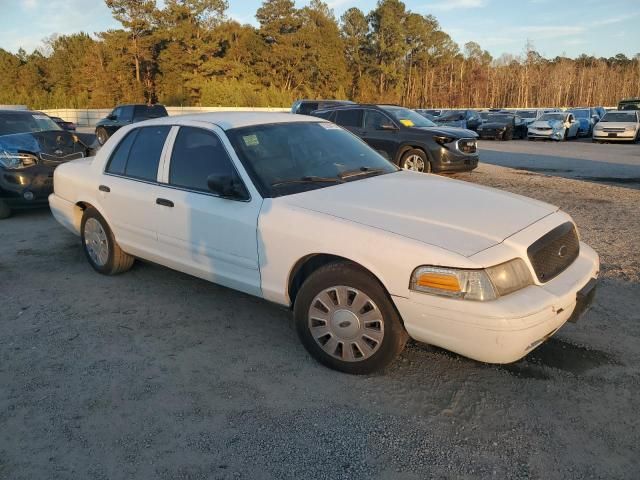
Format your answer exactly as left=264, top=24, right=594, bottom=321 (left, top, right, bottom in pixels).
left=279, top=171, right=557, bottom=257
left=598, top=122, right=637, bottom=128
left=0, top=130, right=96, bottom=161
left=530, top=119, right=565, bottom=130
left=412, top=126, right=478, bottom=138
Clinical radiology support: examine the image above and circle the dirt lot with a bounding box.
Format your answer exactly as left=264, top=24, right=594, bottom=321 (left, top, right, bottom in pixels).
left=1, top=163, right=639, bottom=479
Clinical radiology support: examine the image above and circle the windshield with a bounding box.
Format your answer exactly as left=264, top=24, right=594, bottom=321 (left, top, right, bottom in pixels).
left=601, top=112, right=637, bottom=122
left=380, top=106, right=436, bottom=127
left=226, top=122, right=398, bottom=197
left=618, top=100, right=640, bottom=110
left=539, top=113, right=565, bottom=122
left=437, top=110, right=464, bottom=121
left=569, top=109, right=589, bottom=119
left=516, top=110, right=536, bottom=118
left=0, top=112, right=62, bottom=136
left=486, top=114, right=513, bottom=124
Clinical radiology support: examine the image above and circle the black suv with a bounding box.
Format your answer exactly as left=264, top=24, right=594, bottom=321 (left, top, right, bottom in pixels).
left=291, top=99, right=354, bottom=116
left=312, top=104, right=478, bottom=173
left=95, top=104, right=168, bottom=145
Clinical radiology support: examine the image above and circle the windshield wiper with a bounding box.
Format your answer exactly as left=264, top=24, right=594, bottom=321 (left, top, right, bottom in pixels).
left=338, top=166, right=388, bottom=180
left=270, top=176, right=345, bottom=187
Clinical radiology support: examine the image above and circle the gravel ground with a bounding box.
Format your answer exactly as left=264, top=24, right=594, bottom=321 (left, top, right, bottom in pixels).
left=1, top=163, right=639, bottom=479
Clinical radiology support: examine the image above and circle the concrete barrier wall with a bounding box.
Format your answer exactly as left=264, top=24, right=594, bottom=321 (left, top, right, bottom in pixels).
left=40, top=106, right=291, bottom=127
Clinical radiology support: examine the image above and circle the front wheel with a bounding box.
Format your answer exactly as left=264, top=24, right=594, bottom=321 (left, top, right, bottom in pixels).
left=0, top=199, right=11, bottom=219
left=81, top=207, right=134, bottom=275
left=95, top=127, right=109, bottom=146
left=400, top=149, right=430, bottom=173
left=294, top=262, right=408, bottom=374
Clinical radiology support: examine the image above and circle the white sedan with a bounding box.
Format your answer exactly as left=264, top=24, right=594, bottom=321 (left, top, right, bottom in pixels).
left=528, top=112, right=580, bottom=141
left=592, top=110, right=640, bottom=143
left=49, top=113, right=599, bottom=374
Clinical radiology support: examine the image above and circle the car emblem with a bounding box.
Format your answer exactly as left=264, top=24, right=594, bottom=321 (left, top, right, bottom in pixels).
left=558, top=245, right=568, bottom=258
left=54, top=149, right=63, bottom=155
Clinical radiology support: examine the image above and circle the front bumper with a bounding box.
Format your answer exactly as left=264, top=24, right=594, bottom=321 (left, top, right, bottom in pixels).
left=477, top=129, right=506, bottom=140
left=528, top=129, right=564, bottom=140
left=0, top=166, right=54, bottom=209
left=433, top=144, right=479, bottom=173
left=394, top=242, right=599, bottom=364
left=593, top=131, right=636, bottom=142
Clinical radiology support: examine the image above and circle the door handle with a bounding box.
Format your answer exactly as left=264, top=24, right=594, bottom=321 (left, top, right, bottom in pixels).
left=99, top=185, right=110, bottom=192
left=156, top=198, right=174, bottom=208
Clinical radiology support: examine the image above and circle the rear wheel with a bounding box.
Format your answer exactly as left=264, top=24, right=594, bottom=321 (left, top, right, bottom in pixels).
left=294, top=262, right=408, bottom=374
left=81, top=207, right=134, bottom=275
left=400, top=149, right=430, bottom=173
left=0, top=199, right=11, bottom=219
left=95, top=127, right=109, bottom=146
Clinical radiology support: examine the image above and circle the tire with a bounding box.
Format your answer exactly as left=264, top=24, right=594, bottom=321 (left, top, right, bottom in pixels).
left=400, top=148, right=430, bottom=173
left=293, top=261, right=409, bottom=374
left=0, top=199, right=11, bottom=219
left=503, top=130, right=513, bottom=141
left=95, top=127, right=109, bottom=146
left=81, top=207, right=134, bottom=275
left=527, top=137, right=534, bottom=141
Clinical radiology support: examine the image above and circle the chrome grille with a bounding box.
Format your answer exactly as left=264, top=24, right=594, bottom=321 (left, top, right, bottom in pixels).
left=527, top=222, right=580, bottom=282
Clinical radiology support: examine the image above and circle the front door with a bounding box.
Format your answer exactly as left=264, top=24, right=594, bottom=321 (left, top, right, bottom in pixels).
left=360, top=109, right=400, bottom=162
left=154, top=123, right=262, bottom=296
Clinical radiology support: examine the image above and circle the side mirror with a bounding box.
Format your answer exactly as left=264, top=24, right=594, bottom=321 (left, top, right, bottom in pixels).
left=207, top=174, right=249, bottom=200
left=107, top=114, right=116, bottom=121
left=378, top=124, right=398, bottom=131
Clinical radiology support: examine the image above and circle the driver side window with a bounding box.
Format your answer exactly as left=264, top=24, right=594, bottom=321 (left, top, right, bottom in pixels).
left=364, top=110, right=390, bottom=130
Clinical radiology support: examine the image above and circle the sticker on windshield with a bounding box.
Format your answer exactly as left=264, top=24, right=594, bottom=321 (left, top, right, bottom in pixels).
left=32, top=115, right=49, bottom=120
left=319, top=123, right=341, bottom=130
left=242, top=134, right=259, bottom=146
left=399, top=119, right=414, bottom=127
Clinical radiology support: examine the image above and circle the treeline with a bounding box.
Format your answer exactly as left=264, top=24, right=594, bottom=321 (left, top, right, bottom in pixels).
left=0, top=0, right=638, bottom=109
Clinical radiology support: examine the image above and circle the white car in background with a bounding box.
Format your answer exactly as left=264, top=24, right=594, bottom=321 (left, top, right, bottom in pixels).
left=528, top=112, right=580, bottom=141
left=592, top=110, right=640, bottom=143
left=49, top=113, right=599, bottom=374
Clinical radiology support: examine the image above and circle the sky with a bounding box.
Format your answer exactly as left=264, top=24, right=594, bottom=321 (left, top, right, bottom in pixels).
left=1, top=0, right=638, bottom=60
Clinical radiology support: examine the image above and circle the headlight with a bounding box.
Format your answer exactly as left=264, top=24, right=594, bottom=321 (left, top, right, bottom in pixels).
left=433, top=135, right=455, bottom=147
left=0, top=151, right=38, bottom=170
left=625, top=126, right=636, bottom=132
left=409, top=259, right=534, bottom=301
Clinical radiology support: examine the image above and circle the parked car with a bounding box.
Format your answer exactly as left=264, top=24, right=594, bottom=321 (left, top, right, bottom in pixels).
left=435, top=109, right=482, bottom=131
left=477, top=113, right=526, bottom=140
left=415, top=109, right=442, bottom=118
left=567, top=108, right=600, bottom=136
left=312, top=104, right=478, bottom=173
left=47, top=115, right=77, bottom=131
left=49, top=112, right=599, bottom=374
left=95, top=104, right=168, bottom=145
left=0, top=109, right=95, bottom=219
left=514, top=110, right=538, bottom=128
left=617, top=98, right=640, bottom=111
left=291, top=99, right=354, bottom=116
left=527, top=112, right=580, bottom=141
left=592, top=110, right=640, bottom=143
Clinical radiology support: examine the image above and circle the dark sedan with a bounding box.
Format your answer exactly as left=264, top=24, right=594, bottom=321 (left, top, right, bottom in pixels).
left=48, top=115, right=77, bottom=131
left=476, top=113, right=526, bottom=140
left=312, top=104, right=478, bottom=173
left=0, top=110, right=95, bottom=219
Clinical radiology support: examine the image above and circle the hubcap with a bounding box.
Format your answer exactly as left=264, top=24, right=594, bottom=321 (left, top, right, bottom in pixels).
left=84, top=218, right=109, bottom=266
left=308, top=286, right=384, bottom=362
left=404, top=154, right=425, bottom=172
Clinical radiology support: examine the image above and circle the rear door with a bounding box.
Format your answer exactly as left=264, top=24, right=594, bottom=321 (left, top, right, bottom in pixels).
left=154, top=122, right=262, bottom=296
left=100, top=125, right=171, bottom=256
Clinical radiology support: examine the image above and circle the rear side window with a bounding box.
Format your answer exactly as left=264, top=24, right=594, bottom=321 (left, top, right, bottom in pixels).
left=169, top=127, right=237, bottom=192
left=335, top=109, right=362, bottom=128
left=106, top=126, right=170, bottom=181
left=298, top=102, right=318, bottom=115
left=134, top=105, right=168, bottom=121
left=106, top=129, right=138, bottom=175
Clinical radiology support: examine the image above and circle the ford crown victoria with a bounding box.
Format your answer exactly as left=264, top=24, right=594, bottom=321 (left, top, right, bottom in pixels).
left=49, top=113, right=599, bottom=374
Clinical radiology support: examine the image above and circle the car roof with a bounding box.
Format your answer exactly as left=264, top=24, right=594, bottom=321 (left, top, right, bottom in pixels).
left=137, top=111, right=325, bottom=130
